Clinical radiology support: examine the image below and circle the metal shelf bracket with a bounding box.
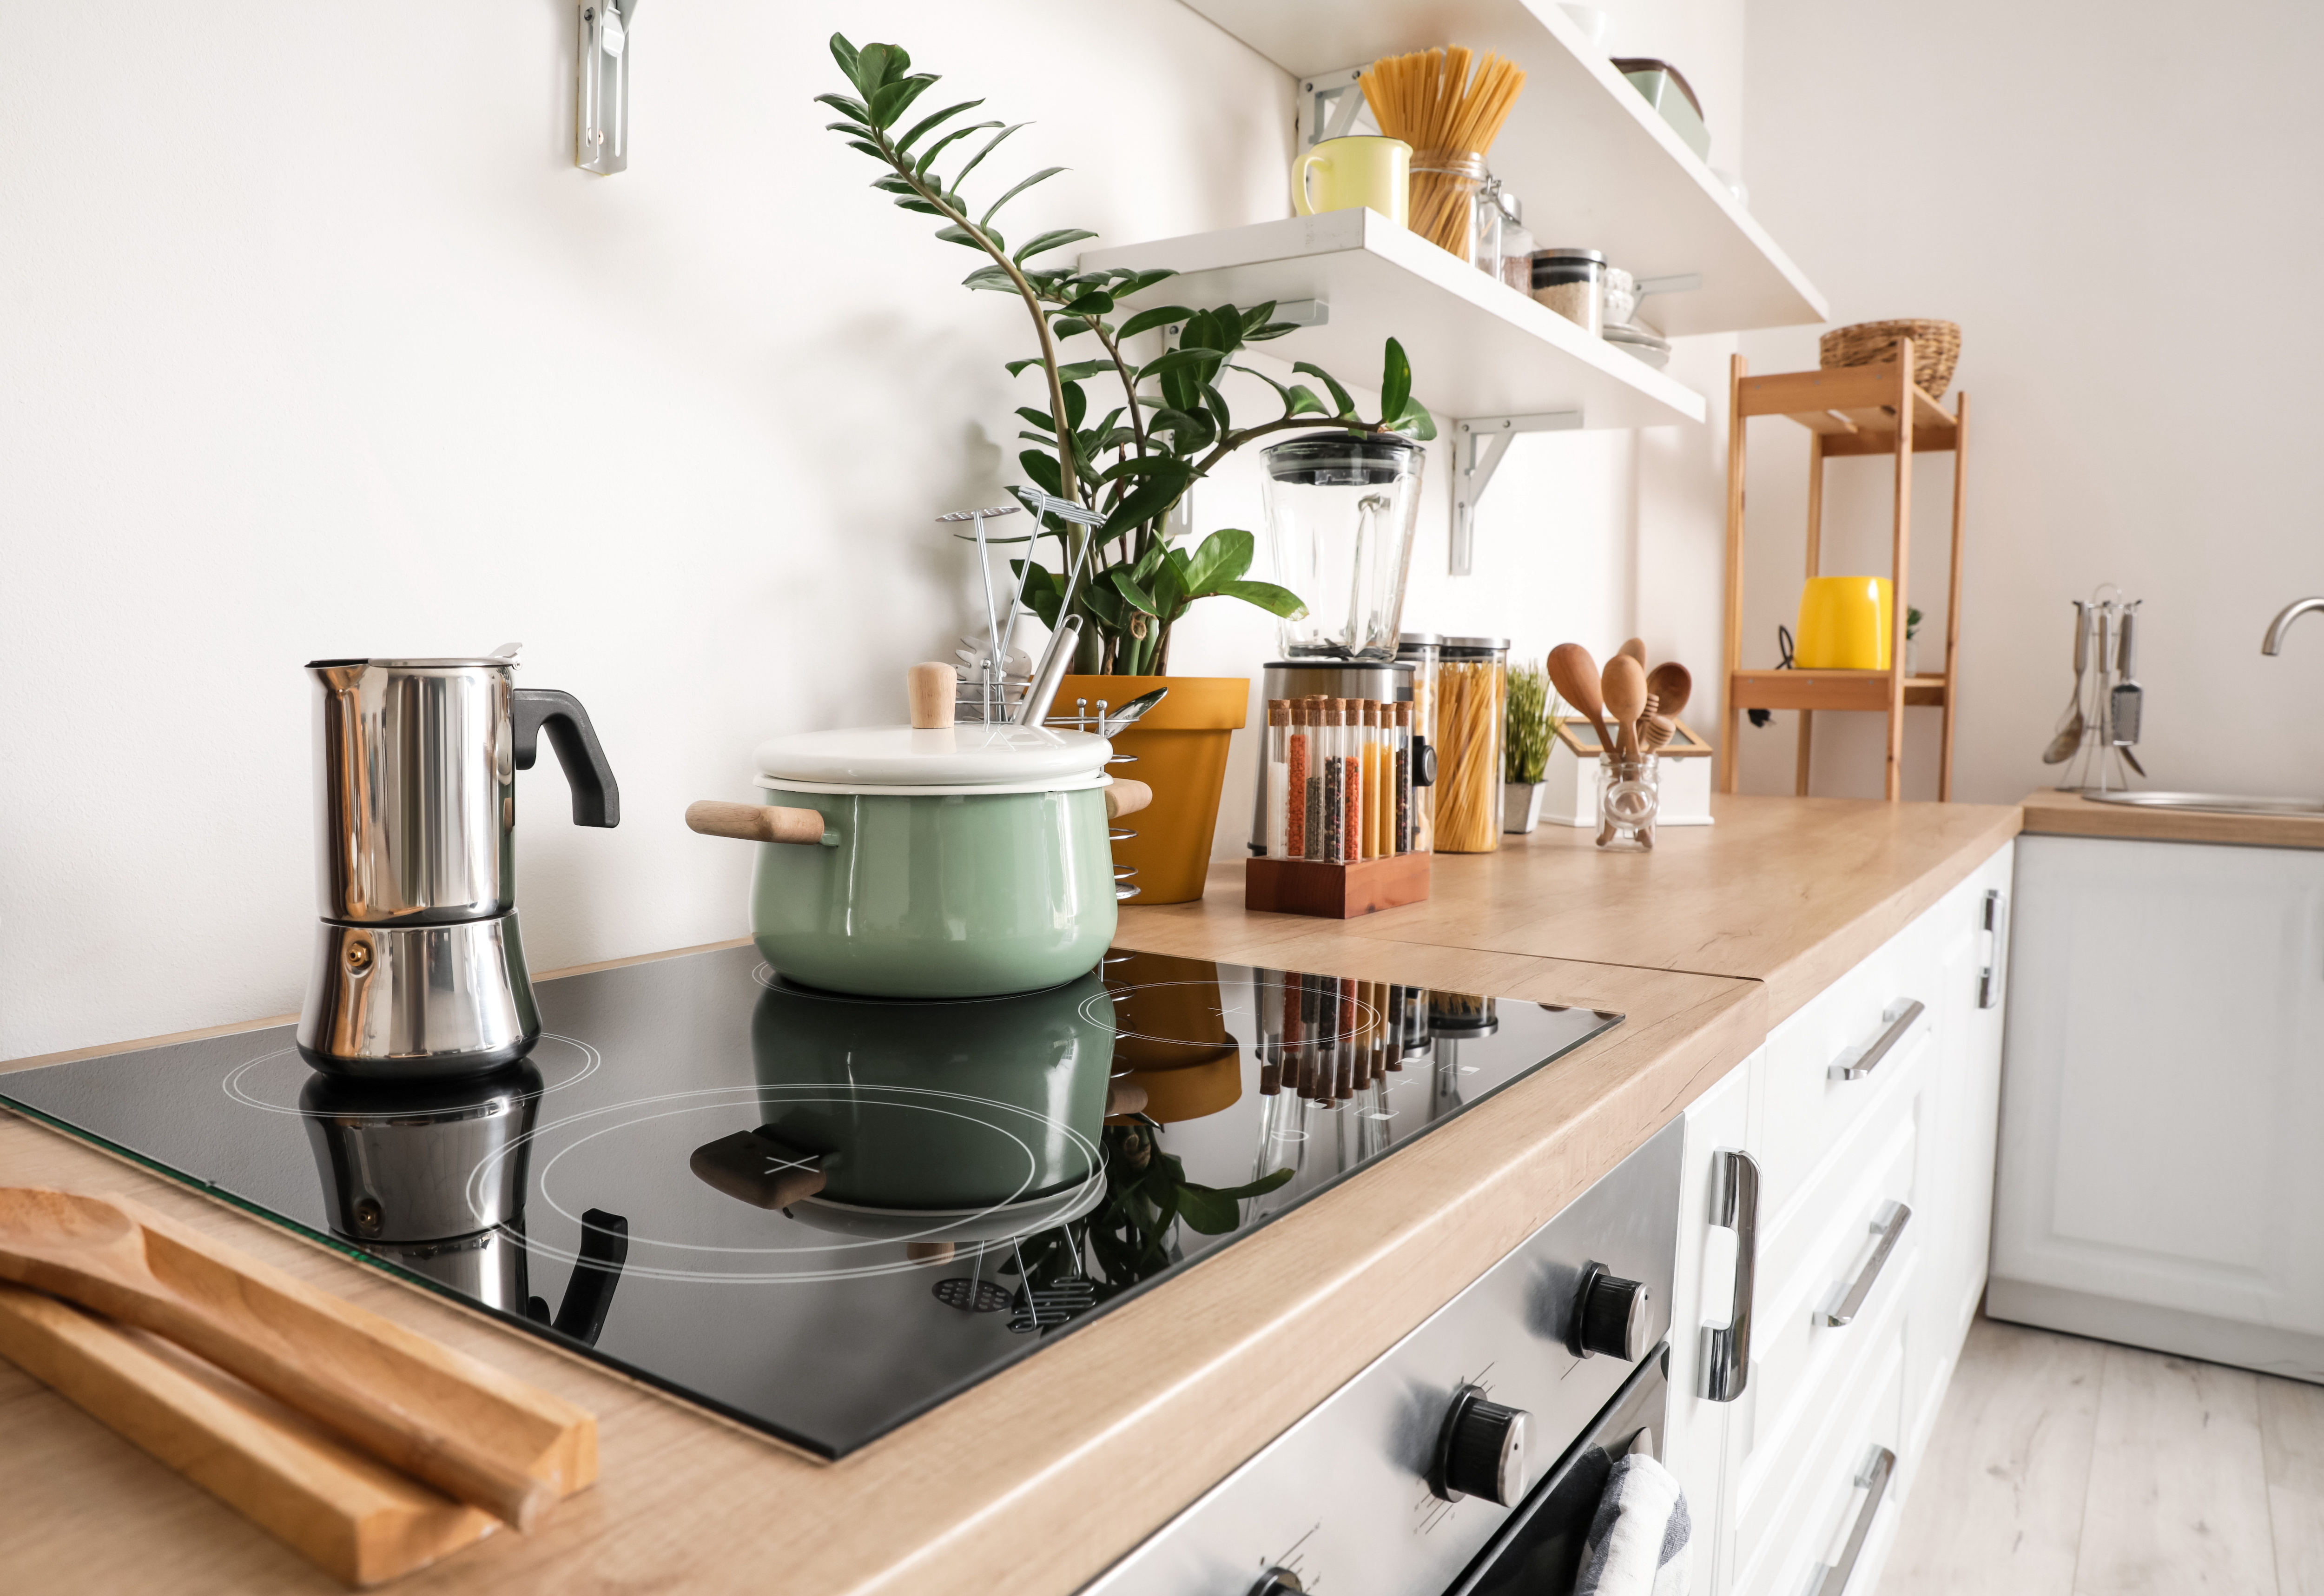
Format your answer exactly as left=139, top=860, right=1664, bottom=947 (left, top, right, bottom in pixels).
left=1449, top=412, right=1581, bottom=575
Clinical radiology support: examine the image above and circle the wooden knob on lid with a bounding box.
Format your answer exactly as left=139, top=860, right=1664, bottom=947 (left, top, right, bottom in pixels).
left=907, top=662, right=957, bottom=729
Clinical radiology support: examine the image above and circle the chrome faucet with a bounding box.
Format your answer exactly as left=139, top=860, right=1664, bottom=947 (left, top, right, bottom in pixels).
left=2262, top=597, right=2324, bottom=655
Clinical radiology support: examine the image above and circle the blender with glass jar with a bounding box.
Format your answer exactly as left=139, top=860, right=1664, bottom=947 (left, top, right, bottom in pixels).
left=1248, top=432, right=1430, bottom=862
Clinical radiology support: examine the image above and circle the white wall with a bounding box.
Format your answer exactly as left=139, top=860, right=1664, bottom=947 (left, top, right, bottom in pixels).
left=1, top=0, right=1744, bottom=1057
left=1737, top=0, right=2324, bottom=802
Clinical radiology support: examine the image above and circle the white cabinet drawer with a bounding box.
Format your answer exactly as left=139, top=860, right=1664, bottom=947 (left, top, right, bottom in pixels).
left=1729, top=1120, right=1918, bottom=1582
left=1748, top=1329, right=1906, bottom=1596
left=1746, top=1045, right=1922, bottom=1438
left=1757, top=940, right=1938, bottom=1228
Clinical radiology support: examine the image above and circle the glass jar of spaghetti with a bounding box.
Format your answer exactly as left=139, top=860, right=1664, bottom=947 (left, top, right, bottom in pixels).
left=1409, top=151, right=1488, bottom=266
left=1431, top=636, right=1509, bottom=854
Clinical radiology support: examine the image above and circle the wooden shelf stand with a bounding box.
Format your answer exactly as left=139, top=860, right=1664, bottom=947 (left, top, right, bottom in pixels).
left=1718, top=344, right=1969, bottom=801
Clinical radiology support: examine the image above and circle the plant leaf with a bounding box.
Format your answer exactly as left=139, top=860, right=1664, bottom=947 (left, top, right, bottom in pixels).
left=813, top=91, right=871, bottom=122
left=954, top=122, right=1025, bottom=187
left=933, top=222, right=993, bottom=251
left=1243, top=321, right=1302, bottom=342
left=1118, top=305, right=1194, bottom=340
left=915, top=119, right=1000, bottom=178
left=828, top=33, right=861, bottom=81
left=1056, top=358, right=1114, bottom=382
left=895, top=97, right=981, bottom=153
left=1388, top=397, right=1438, bottom=441
left=1109, top=568, right=1161, bottom=616
left=1175, top=1183, right=1242, bottom=1235
left=963, top=264, right=1016, bottom=291
left=1218, top=579, right=1309, bottom=619
left=1015, top=406, right=1055, bottom=434
left=1208, top=1166, right=1297, bottom=1202
left=1017, top=449, right=1063, bottom=499
left=1015, top=227, right=1099, bottom=264
left=1294, top=361, right=1357, bottom=417
left=1049, top=316, right=1093, bottom=338
left=855, top=43, right=893, bottom=99
left=1378, top=336, right=1412, bottom=427
left=1138, top=347, right=1224, bottom=379
left=1183, top=528, right=1255, bottom=592
left=979, top=166, right=1065, bottom=228
left=1283, top=384, right=1327, bottom=417
left=1061, top=289, right=1115, bottom=315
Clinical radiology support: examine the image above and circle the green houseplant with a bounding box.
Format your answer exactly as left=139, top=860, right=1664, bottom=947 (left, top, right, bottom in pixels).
left=819, top=34, right=1435, bottom=901
left=817, top=33, right=1434, bottom=675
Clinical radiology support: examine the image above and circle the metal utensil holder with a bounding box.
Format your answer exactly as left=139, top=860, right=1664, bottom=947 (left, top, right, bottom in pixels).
left=1048, top=697, right=1141, bottom=901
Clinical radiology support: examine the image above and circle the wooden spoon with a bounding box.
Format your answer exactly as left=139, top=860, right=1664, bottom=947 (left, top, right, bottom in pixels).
left=1547, top=644, right=1618, bottom=758
left=1618, top=637, right=1647, bottom=665
left=1644, top=661, right=1693, bottom=722
left=0, top=1188, right=554, bottom=1532
left=1601, top=655, right=1648, bottom=763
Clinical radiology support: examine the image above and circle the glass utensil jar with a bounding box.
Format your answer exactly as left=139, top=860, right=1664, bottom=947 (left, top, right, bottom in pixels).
left=1532, top=248, right=1607, bottom=336
left=1432, top=636, right=1509, bottom=854
left=1410, top=150, right=1487, bottom=264
left=1261, top=432, right=1425, bottom=662
left=1595, top=754, right=1660, bottom=851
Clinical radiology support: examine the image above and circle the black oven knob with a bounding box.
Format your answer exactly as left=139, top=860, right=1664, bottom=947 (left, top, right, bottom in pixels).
left=1246, top=1570, right=1304, bottom=1596
left=1433, top=1384, right=1531, bottom=1505
left=1570, top=1263, right=1650, bottom=1361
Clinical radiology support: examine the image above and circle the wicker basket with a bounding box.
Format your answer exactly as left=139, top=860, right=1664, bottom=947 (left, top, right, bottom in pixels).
left=1818, top=319, right=1961, bottom=400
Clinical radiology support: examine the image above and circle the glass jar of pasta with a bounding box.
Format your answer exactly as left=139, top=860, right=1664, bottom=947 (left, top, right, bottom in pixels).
left=1431, top=636, right=1509, bottom=854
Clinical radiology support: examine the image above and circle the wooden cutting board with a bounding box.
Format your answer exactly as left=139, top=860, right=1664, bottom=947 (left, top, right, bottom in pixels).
left=0, top=1194, right=595, bottom=1587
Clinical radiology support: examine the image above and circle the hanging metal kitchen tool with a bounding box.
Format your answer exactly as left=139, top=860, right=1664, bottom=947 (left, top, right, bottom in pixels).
left=576, top=0, right=637, bottom=174
left=2057, top=587, right=2139, bottom=793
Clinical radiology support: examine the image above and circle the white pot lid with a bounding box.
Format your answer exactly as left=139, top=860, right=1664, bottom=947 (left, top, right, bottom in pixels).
left=753, top=723, right=1112, bottom=793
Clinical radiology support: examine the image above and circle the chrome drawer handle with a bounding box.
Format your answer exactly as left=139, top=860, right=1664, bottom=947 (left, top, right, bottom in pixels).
left=1825, top=1200, right=1910, bottom=1327
left=1809, top=1445, right=1896, bottom=1596
left=1699, top=1148, right=1759, bottom=1403
left=1978, top=888, right=2008, bottom=1009
left=1829, top=1000, right=1925, bottom=1081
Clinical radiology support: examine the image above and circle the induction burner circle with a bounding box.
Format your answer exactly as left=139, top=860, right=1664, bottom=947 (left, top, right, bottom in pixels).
left=1088, top=979, right=1384, bottom=1050
left=220, top=1033, right=601, bottom=1117
left=482, top=1084, right=1106, bottom=1285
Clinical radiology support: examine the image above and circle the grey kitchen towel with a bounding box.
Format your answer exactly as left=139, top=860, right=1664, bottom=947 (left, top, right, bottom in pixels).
left=1575, top=1452, right=1691, bottom=1596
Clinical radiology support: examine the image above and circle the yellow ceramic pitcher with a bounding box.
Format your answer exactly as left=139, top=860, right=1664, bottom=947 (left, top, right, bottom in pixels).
left=1292, top=135, right=1412, bottom=227
left=1795, top=576, right=1894, bottom=670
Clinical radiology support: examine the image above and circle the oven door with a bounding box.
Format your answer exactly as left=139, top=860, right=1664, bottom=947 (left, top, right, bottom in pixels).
left=1441, top=1340, right=1671, bottom=1596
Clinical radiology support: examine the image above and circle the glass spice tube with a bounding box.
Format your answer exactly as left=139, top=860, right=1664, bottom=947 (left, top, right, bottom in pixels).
left=1266, top=700, right=1290, bottom=859
left=1321, top=702, right=1345, bottom=863
left=1392, top=701, right=1413, bottom=854
left=1302, top=701, right=1326, bottom=860
left=1340, top=701, right=1363, bottom=863
left=1360, top=699, right=1376, bottom=861
left=1284, top=701, right=1309, bottom=860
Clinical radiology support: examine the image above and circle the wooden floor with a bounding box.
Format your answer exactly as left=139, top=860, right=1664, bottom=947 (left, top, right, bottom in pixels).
left=1882, top=1314, right=2324, bottom=1595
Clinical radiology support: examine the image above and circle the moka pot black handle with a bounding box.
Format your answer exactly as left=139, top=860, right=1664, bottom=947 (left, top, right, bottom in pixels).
left=511, top=688, right=621, bottom=827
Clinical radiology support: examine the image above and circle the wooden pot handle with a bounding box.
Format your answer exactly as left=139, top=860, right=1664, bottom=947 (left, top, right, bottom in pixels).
left=686, top=800, right=829, bottom=846
left=1104, top=779, right=1154, bottom=820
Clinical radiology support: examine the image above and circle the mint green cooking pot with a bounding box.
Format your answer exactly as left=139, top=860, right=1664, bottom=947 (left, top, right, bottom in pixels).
left=687, top=716, right=1151, bottom=999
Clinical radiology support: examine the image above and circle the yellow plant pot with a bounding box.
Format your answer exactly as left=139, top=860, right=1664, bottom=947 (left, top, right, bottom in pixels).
left=1058, top=675, right=1247, bottom=906
left=1795, top=576, right=1894, bottom=670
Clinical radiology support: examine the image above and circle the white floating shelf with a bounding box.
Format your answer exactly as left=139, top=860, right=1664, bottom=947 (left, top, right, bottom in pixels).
left=1079, top=209, right=1706, bottom=430
left=1176, top=0, right=1829, bottom=336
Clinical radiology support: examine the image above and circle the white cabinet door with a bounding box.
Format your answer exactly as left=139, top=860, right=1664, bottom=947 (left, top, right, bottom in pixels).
left=1905, top=843, right=2011, bottom=1470
left=1991, top=835, right=2324, bottom=1381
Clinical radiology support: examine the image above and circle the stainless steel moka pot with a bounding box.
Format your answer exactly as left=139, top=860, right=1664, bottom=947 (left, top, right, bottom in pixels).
left=297, top=652, right=619, bottom=1080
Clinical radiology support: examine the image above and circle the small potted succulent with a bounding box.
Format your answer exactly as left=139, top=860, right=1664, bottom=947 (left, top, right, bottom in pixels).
left=819, top=35, right=1433, bottom=901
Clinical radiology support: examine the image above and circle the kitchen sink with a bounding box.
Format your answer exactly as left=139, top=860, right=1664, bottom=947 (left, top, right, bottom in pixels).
left=2084, top=790, right=2324, bottom=816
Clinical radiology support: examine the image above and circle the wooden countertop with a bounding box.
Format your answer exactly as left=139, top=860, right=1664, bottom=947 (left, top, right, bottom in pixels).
left=0, top=795, right=2019, bottom=1596
left=1130, top=795, right=2023, bottom=1026
left=2020, top=787, right=2324, bottom=850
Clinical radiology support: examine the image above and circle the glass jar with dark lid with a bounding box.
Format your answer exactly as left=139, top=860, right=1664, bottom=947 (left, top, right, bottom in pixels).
left=1261, top=432, right=1427, bottom=662
left=1530, top=248, right=1607, bottom=336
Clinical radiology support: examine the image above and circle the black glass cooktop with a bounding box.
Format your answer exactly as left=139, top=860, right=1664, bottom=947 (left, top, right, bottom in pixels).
left=0, top=945, right=1620, bottom=1456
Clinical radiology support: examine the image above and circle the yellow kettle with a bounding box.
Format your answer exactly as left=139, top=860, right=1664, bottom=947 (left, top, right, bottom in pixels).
left=1795, top=576, right=1894, bottom=670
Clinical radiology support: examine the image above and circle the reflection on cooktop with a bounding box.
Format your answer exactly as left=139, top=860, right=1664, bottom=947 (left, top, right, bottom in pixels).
left=0, top=944, right=1621, bottom=1456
